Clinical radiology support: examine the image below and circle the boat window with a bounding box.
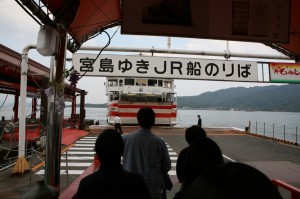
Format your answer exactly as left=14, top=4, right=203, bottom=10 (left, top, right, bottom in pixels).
left=158, top=80, right=163, bottom=87
left=109, top=94, right=113, bottom=101
left=108, top=79, right=118, bottom=86
left=125, top=78, right=134, bottom=85
left=119, top=79, right=123, bottom=86
left=136, top=78, right=147, bottom=86
left=109, top=91, right=119, bottom=101
left=148, top=79, right=157, bottom=86
left=120, top=94, right=163, bottom=102
left=164, top=80, right=172, bottom=88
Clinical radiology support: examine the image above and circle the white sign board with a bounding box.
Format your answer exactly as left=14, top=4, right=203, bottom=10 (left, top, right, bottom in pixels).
left=73, top=54, right=258, bottom=82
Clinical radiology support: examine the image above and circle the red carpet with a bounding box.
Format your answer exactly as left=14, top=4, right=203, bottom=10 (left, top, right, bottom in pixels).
left=62, top=128, right=89, bottom=145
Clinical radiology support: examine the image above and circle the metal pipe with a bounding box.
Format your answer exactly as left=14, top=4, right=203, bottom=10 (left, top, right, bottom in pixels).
left=45, top=28, right=67, bottom=190
left=296, top=127, right=298, bottom=144
left=19, top=44, right=36, bottom=158
left=16, top=0, right=55, bottom=27
left=79, top=46, right=291, bottom=60
left=255, top=121, right=257, bottom=134
left=284, top=125, right=286, bottom=141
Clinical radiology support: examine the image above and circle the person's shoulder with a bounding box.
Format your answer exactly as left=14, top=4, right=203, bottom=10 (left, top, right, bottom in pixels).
left=179, top=146, right=190, bottom=154
left=122, top=130, right=140, bottom=140
left=79, top=170, right=101, bottom=186
left=178, top=146, right=190, bottom=159
left=156, top=136, right=166, bottom=144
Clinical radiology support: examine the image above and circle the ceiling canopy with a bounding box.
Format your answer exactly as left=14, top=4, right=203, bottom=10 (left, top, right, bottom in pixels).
left=18, top=0, right=299, bottom=62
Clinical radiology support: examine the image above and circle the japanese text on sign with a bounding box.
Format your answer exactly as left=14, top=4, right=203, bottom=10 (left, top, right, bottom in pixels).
left=73, top=54, right=258, bottom=82
left=270, top=63, right=300, bottom=83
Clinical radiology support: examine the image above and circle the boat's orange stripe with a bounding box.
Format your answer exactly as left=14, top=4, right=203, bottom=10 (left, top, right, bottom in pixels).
left=108, top=104, right=177, bottom=109
left=109, top=112, right=177, bottom=118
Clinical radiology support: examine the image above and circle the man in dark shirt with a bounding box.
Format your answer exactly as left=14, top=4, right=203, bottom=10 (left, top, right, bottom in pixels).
left=122, top=107, right=171, bottom=199
left=76, top=129, right=151, bottom=199
left=176, top=125, right=206, bottom=183
left=197, top=115, right=202, bottom=127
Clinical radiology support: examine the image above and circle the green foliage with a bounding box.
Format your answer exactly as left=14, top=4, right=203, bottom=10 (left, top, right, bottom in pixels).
left=177, top=84, right=300, bottom=112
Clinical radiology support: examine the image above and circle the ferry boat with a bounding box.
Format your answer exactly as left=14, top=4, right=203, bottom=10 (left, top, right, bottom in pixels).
left=106, top=77, right=177, bottom=126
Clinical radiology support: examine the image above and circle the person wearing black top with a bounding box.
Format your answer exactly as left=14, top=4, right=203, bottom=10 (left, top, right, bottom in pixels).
left=176, top=125, right=207, bottom=183
left=197, top=115, right=202, bottom=127
left=76, top=129, right=151, bottom=199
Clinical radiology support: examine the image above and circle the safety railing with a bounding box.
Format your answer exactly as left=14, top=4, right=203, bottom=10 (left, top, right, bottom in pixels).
left=1, top=123, right=41, bottom=142
left=59, top=154, right=100, bottom=199
left=272, top=179, right=300, bottom=199
left=63, top=118, right=80, bottom=129
left=247, top=121, right=299, bottom=145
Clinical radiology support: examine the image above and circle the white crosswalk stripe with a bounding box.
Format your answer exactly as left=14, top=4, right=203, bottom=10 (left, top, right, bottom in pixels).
left=36, top=136, right=97, bottom=175
left=69, top=147, right=94, bottom=150
left=74, top=144, right=95, bottom=147
left=36, top=136, right=178, bottom=177
left=167, top=145, right=177, bottom=176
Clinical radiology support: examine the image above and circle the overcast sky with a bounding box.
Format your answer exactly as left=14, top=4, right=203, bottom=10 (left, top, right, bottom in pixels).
left=0, top=0, right=293, bottom=104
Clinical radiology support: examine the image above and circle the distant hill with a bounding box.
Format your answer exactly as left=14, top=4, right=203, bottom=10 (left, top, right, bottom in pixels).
left=84, top=103, right=107, bottom=108
left=177, top=84, right=300, bottom=112
left=82, top=84, right=300, bottom=112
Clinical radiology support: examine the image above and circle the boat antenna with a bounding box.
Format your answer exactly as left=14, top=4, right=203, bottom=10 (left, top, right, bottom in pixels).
left=167, top=37, right=171, bottom=49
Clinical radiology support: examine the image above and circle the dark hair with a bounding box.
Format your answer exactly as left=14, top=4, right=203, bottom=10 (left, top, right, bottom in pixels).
left=185, top=125, right=207, bottom=144
left=186, top=162, right=282, bottom=199
left=184, top=137, right=224, bottom=187
left=95, top=129, right=124, bottom=165
left=137, top=107, right=155, bottom=129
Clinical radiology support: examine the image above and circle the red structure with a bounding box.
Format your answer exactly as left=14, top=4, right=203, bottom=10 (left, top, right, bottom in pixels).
left=0, top=44, right=86, bottom=127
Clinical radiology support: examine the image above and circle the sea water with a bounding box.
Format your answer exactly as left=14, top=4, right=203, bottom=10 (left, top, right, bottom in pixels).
left=1, top=107, right=299, bottom=143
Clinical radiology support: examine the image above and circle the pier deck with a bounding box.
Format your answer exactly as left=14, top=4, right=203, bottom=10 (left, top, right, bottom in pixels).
left=0, top=126, right=299, bottom=198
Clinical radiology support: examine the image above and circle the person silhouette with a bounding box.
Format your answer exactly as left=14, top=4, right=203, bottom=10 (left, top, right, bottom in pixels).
left=174, top=137, right=224, bottom=199
left=76, top=129, right=151, bottom=199
left=114, top=114, right=123, bottom=134
left=122, top=107, right=171, bottom=199
left=185, top=162, right=282, bottom=199
left=197, top=115, right=202, bottom=127
left=176, top=125, right=207, bottom=183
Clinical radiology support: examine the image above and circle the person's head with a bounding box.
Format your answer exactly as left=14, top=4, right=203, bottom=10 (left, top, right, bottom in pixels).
left=95, top=129, right=124, bottom=165
left=184, top=137, right=224, bottom=186
left=197, top=115, right=200, bottom=118
left=185, top=125, right=207, bottom=144
left=137, top=107, right=155, bottom=129
left=186, top=162, right=282, bottom=199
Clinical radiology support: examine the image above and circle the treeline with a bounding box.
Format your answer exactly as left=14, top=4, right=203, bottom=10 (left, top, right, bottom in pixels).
left=177, top=84, right=300, bottom=112
left=78, top=84, right=300, bottom=112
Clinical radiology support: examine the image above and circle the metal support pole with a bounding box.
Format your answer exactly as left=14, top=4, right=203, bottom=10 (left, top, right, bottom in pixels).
left=79, top=46, right=290, bottom=60
left=263, top=122, right=265, bottom=136
left=255, top=121, right=257, bottom=134
left=284, top=125, right=286, bottom=141
left=19, top=44, right=36, bottom=158
left=65, top=150, right=69, bottom=186
left=79, top=90, right=86, bottom=130
left=45, top=28, right=67, bottom=191
left=31, top=98, right=37, bottom=119
left=273, top=124, right=275, bottom=139
left=248, top=121, right=251, bottom=132
left=40, top=77, right=49, bottom=127
left=296, top=127, right=298, bottom=144
left=13, top=90, right=19, bottom=122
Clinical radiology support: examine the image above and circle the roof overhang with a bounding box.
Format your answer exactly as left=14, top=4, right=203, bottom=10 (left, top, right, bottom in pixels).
left=17, top=0, right=300, bottom=61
